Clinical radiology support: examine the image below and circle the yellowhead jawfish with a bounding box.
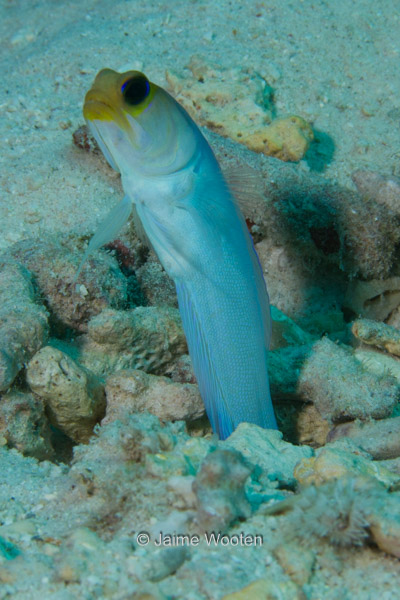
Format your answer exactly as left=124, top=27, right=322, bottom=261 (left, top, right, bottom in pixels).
left=78, top=68, right=277, bottom=439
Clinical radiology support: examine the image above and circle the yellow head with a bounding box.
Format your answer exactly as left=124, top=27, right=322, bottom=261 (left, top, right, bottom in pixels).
left=83, top=68, right=198, bottom=176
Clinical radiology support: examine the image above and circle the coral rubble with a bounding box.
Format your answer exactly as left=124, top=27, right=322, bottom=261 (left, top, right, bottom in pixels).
left=2, top=97, right=400, bottom=600
left=166, top=57, right=313, bottom=162
left=27, top=346, right=106, bottom=443
left=104, top=368, right=204, bottom=425
left=0, top=261, right=48, bottom=391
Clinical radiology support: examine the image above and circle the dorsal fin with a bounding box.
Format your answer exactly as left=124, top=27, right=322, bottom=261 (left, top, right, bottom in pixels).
left=222, top=164, right=266, bottom=217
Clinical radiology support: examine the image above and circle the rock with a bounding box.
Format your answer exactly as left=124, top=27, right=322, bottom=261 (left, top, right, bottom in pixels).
left=6, top=237, right=129, bottom=333
left=367, top=492, right=400, bottom=558
left=137, top=547, right=189, bottom=583
left=354, top=348, right=400, bottom=384
left=145, top=435, right=210, bottom=479
left=297, top=337, right=399, bottom=423
left=26, top=346, right=106, bottom=443
left=258, top=336, right=399, bottom=449
left=0, top=390, right=54, bottom=460
left=169, top=354, right=197, bottom=384
left=277, top=473, right=400, bottom=559
left=255, top=236, right=346, bottom=333
left=136, top=259, right=177, bottom=308
left=274, top=543, right=315, bottom=586
left=128, top=584, right=167, bottom=600
left=296, top=404, right=331, bottom=447
left=71, top=413, right=182, bottom=480
left=266, top=477, right=394, bottom=552
left=270, top=179, right=400, bottom=280
left=386, top=305, right=400, bottom=331
left=57, top=527, right=107, bottom=584
left=166, top=59, right=272, bottom=147
left=192, top=448, right=252, bottom=532
left=69, top=414, right=198, bottom=504
left=104, top=369, right=204, bottom=425
left=166, top=57, right=312, bottom=162
left=327, top=417, right=400, bottom=460
left=222, top=578, right=305, bottom=600
left=294, top=444, right=399, bottom=488
left=344, top=277, right=400, bottom=321
left=244, top=115, right=314, bottom=162
left=379, top=457, right=400, bottom=476
left=224, top=423, right=313, bottom=488
left=352, top=318, right=400, bottom=356
left=0, top=260, right=49, bottom=391
left=166, top=475, right=197, bottom=509
left=270, top=338, right=399, bottom=426
left=352, top=169, right=400, bottom=214
left=72, top=306, right=187, bottom=378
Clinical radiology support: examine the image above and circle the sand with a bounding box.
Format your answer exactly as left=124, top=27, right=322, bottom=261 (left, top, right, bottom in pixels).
left=1, top=0, right=399, bottom=252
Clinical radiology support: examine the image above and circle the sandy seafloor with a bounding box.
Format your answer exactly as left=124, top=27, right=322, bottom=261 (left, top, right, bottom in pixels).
left=1, top=0, right=400, bottom=249
left=1, top=1, right=400, bottom=599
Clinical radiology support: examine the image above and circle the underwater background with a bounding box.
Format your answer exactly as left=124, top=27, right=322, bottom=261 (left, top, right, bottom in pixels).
left=1, top=0, right=400, bottom=598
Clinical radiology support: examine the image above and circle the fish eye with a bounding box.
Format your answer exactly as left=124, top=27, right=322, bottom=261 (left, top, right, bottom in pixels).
left=121, top=74, right=150, bottom=105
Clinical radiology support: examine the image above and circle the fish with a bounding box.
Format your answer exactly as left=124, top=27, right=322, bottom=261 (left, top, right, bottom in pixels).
left=78, top=68, right=277, bottom=439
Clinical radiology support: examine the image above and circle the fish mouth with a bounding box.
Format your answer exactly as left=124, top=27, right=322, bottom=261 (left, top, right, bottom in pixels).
left=83, top=95, right=129, bottom=130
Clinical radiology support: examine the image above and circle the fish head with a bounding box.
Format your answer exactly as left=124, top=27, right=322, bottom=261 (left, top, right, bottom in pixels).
left=83, top=68, right=198, bottom=177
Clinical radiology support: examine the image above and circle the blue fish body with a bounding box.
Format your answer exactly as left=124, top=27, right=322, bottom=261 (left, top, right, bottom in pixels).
left=80, top=68, right=277, bottom=439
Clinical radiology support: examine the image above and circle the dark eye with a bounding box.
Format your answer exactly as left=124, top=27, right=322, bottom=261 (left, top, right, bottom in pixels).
left=121, top=74, right=150, bottom=105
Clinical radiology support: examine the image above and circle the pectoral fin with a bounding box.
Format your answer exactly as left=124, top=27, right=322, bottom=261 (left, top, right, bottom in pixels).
left=75, top=195, right=132, bottom=281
